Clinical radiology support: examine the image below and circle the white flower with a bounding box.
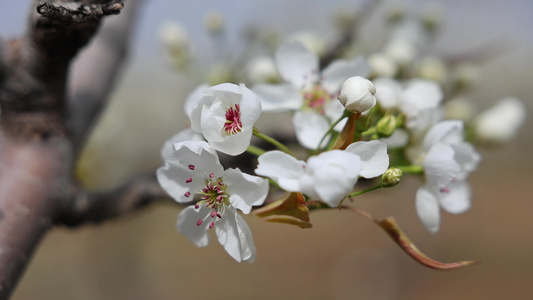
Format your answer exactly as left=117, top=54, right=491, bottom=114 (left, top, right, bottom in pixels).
left=157, top=140, right=269, bottom=262
left=368, top=52, right=398, bottom=78
left=255, top=140, right=389, bottom=207
left=188, top=83, right=262, bottom=156
left=475, top=97, right=526, bottom=143
left=415, top=120, right=481, bottom=233
left=337, top=76, right=377, bottom=113
left=252, top=42, right=369, bottom=149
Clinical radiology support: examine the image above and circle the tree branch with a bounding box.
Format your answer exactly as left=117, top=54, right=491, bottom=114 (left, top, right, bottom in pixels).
left=68, top=0, right=142, bottom=154
left=59, top=174, right=173, bottom=226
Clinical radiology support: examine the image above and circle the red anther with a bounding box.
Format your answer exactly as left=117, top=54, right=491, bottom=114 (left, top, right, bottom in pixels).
left=184, top=191, right=191, bottom=197
left=216, top=213, right=222, bottom=218
left=440, top=187, right=450, bottom=194
left=210, top=211, right=217, bottom=218
left=186, top=178, right=193, bottom=183
left=209, top=173, right=215, bottom=178
left=196, top=219, right=203, bottom=226
left=209, top=222, right=215, bottom=229
left=188, top=164, right=195, bottom=170
left=195, top=203, right=200, bottom=209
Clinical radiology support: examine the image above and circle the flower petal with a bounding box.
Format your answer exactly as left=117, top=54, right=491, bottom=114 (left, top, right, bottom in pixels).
left=415, top=185, right=441, bottom=234
left=224, top=168, right=269, bottom=214
left=160, top=128, right=204, bottom=161
left=321, top=56, right=370, bottom=94
left=157, top=141, right=223, bottom=203
left=293, top=110, right=330, bottom=149
left=215, top=207, right=257, bottom=263
left=400, top=79, right=443, bottom=115
left=252, top=83, right=303, bottom=112
left=275, top=42, right=318, bottom=88
left=236, top=83, right=262, bottom=129
left=176, top=206, right=211, bottom=247
left=438, top=181, right=471, bottom=214
left=255, top=151, right=306, bottom=191
left=422, top=143, right=460, bottom=188
left=423, top=120, right=464, bottom=150
left=299, top=150, right=361, bottom=207
left=184, top=83, right=209, bottom=119
left=452, top=142, right=481, bottom=176
left=345, top=140, right=389, bottom=178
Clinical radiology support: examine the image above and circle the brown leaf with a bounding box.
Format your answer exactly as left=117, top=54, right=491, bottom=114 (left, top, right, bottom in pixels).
left=253, top=192, right=312, bottom=229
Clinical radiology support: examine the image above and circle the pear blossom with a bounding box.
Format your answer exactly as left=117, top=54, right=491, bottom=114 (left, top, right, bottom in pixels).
left=188, top=83, right=262, bottom=155
left=475, top=97, right=526, bottom=144
left=252, top=42, right=369, bottom=149
left=255, top=140, right=389, bottom=207
left=157, top=140, right=269, bottom=262
left=337, top=76, right=377, bottom=113
left=415, top=120, right=481, bottom=233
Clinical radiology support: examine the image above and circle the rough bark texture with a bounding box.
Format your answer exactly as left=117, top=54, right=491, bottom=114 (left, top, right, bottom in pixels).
left=0, top=1, right=171, bottom=297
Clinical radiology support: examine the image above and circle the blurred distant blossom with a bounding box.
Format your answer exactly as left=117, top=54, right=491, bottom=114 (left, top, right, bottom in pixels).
left=415, top=120, right=481, bottom=233
left=475, top=97, right=526, bottom=144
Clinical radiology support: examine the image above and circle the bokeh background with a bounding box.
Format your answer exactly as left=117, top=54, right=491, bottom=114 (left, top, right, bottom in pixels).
left=2, top=0, right=533, bottom=299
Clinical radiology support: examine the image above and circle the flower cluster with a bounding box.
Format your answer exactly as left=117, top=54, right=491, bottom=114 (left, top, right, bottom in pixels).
left=156, top=3, right=526, bottom=265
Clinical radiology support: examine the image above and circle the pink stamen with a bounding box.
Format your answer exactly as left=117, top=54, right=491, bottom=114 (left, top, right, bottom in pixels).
left=440, top=187, right=450, bottom=194
left=224, top=104, right=243, bottom=135
left=209, top=222, right=215, bottom=229
left=210, top=211, right=217, bottom=218
left=196, top=219, right=203, bottom=226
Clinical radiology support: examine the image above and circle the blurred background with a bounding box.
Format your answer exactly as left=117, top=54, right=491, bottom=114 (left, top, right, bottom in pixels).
left=2, top=0, right=533, bottom=299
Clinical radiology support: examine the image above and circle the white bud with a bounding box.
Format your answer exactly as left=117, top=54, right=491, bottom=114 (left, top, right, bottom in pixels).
left=337, top=76, right=377, bottom=113
left=475, top=97, right=526, bottom=143
left=159, top=21, right=189, bottom=50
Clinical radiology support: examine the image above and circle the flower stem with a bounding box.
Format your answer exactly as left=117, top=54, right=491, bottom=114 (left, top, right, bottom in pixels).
left=253, top=127, right=294, bottom=156
left=316, top=110, right=353, bottom=153
left=246, top=145, right=266, bottom=156
left=346, top=184, right=383, bottom=198
left=394, top=165, right=424, bottom=174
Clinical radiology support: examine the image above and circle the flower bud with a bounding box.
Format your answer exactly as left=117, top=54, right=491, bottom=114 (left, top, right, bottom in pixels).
left=337, top=76, right=377, bottom=113
left=381, top=167, right=403, bottom=188
left=377, top=114, right=398, bottom=137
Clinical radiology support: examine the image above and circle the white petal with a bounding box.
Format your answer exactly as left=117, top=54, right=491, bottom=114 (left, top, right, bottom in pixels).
left=438, top=181, right=471, bottom=214
left=293, top=110, right=330, bottom=149
left=321, top=56, right=370, bottom=94
left=176, top=206, right=211, bottom=247
left=400, top=79, right=443, bottom=115
left=452, top=142, right=481, bottom=175
left=275, top=42, right=318, bottom=88
left=415, top=185, right=441, bottom=234
left=223, top=168, right=269, bottom=214
left=215, top=208, right=256, bottom=263
left=345, top=140, right=389, bottom=178
left=252, top=83, right=303, bottom=112
left=184, top=84, right=209, bottom=119
left=373, top=77, right=402, bottom=109
left=423, top=120, right=464, bottom=150
left=160, top=128, right=203, bottom=161
left=299, top=150, right=361, bottom=207
left=205, top=83, right=243, bottom=105
left=323, top=100, right=346, bottom=132
left=475, top=97, right=526, bottom=143
left=236, top=83, right=262, bottom=129
left=422, top=143, right=460, bottom=188
left=255, top=151, right=306, bottom=191
left=380, top=129, right=409, bottom=149
left=157, top=141, right=223, bottom=203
